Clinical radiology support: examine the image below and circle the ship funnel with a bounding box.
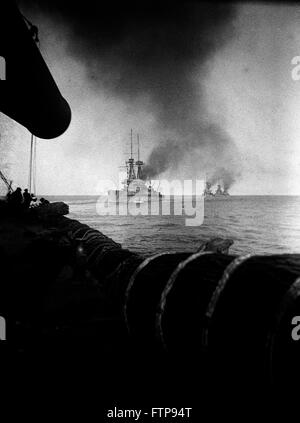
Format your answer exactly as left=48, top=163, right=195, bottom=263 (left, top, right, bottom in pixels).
left=0, top=1, right=71, bottom=139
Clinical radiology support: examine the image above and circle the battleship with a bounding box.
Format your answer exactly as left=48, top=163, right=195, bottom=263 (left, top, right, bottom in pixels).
left=107, top=130, right=163, bottom=204
left=203, top=181, right=230, bottom=200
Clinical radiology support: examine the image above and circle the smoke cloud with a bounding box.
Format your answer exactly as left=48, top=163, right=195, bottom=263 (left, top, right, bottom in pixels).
left=208, top=167, right=237, bottom=191
left=19, top=1, right=240, bottom=189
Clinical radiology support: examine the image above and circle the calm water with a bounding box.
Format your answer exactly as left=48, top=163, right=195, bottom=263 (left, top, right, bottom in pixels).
left=47, top=196, right=300, bottom=256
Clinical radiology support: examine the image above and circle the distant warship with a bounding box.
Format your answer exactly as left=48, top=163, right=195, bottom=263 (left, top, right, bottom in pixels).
left=107, top=130, right=163, bottom=204
left=203, top=182, right=230, bottom=200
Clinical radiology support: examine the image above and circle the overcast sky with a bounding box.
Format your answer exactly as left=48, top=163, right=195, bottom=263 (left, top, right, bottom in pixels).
left=1, top=2, right=300, bottom=195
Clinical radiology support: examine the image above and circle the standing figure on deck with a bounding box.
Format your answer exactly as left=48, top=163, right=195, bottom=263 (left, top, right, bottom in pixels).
left=9, top=187, right=23, bottom=213
left=10, top=187, right=23, bottom=205
left=23, top=189, right=32, bottom=209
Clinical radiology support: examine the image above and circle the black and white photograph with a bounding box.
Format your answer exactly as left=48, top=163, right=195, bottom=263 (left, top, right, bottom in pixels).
left=1, top=0, right=300, bottom=416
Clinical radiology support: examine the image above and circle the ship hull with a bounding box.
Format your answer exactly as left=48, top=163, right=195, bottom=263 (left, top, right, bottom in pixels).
left=108, top=189, right=162, bottom=204
left=204, top=194, right=230, bottom=201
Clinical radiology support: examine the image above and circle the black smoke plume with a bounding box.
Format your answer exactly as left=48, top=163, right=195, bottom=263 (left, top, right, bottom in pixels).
left=208, top=167, right=238, bottom=191
left=20, top=1, right=239, bottom=188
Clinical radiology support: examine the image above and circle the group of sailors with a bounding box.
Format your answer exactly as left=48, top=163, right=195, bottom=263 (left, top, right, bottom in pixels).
left=6, top=187, right=49, bottom=212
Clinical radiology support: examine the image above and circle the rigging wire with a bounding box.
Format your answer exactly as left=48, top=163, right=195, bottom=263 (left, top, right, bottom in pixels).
left=22, top=13, right=40, bottom=195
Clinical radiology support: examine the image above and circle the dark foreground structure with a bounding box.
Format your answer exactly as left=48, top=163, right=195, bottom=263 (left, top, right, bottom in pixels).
left=0, top=203, right=299, bottom=402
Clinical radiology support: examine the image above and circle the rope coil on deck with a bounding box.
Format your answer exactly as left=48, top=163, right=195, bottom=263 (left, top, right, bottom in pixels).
left=37, top=217, right=300, bottom=386
left=124, top=252, right=191, bottom=342
left=156, top=251, right=213, bottom=350
left=202, top=253, right=253, bottom=348
left=124, top=252, right=175, bottom=333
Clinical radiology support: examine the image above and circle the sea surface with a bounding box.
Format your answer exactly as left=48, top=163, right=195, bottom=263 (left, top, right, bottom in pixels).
left=46, top=195, right=300, bottom=256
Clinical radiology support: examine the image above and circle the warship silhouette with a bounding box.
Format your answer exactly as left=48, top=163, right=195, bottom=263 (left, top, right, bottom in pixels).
left=203, top=182, right=230, bottom=200
left=108, top=130, right=163, bottom=204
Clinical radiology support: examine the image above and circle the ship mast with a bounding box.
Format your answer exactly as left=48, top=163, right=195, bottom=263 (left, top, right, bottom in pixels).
left=130, top=128, right=133, bottom=159
left=127, top=128, right=136, bottom=183
left=136, top=133, right=144, bottom=180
